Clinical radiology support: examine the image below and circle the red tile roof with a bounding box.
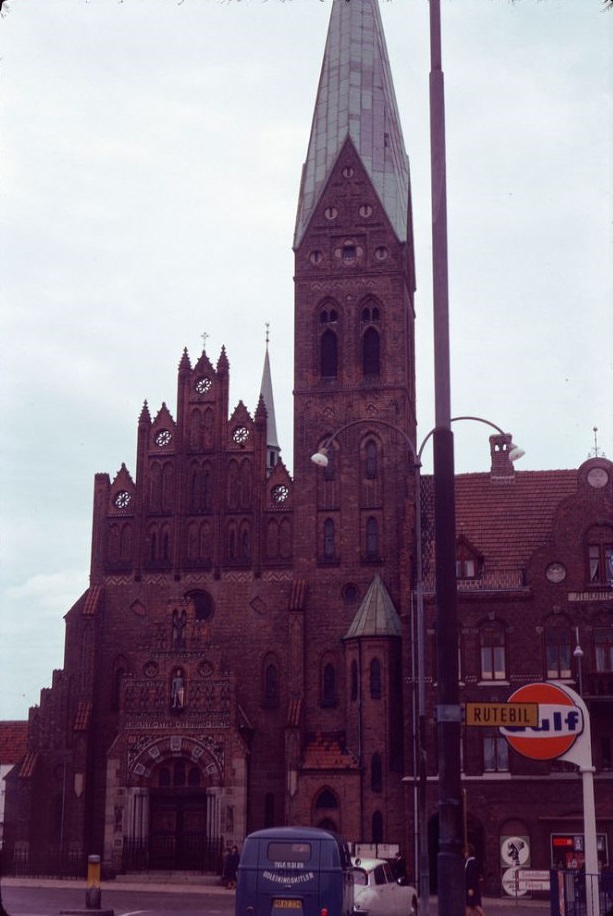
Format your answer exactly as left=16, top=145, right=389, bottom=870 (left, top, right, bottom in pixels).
left=0, top=721, right=28, bottom=765
left=74, top=701, right=92, bottom=732
left=18, top=750, right=38, bottom=779
left=422, top=469, right=578, bottom=590
left=302, top=732, right=359, bottom=770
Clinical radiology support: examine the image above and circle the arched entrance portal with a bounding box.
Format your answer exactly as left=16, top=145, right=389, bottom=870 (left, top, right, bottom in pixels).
left=118, top=733, right=234, bottom=873
left=149, top=757, right=208, bottom=870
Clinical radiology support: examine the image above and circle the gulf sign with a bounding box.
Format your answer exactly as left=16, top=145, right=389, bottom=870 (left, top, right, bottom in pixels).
left=499, top=682, right=583, bottom=760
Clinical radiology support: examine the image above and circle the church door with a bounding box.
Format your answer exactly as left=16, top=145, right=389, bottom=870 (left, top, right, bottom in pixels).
left=149, top=789, right=207, bottom=870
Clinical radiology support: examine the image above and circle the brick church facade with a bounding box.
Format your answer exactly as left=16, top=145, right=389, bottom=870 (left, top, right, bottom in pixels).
left=4, top=0, right=613, bottom=894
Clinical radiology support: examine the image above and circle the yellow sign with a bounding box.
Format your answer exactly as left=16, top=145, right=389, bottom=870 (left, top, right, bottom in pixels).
left=465, top=702, right=538, bottom=727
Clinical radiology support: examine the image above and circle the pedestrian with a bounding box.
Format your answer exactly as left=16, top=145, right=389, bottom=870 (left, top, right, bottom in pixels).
left=222, top=844, right=240, bottom=889
left=465, top=844, right=485, bottom=916
left=392, top=850, right=408, bottom=884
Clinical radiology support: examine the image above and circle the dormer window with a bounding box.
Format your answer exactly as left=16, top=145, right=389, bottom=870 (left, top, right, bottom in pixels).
left=456, top=537, right=482, bottom=579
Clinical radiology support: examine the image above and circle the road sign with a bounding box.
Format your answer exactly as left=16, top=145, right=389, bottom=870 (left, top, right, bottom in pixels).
left=502, top=868, right=551, bottom=897
left=466, top=702, right=538, bottom=727
left=500, top=682, right=583, bottom=760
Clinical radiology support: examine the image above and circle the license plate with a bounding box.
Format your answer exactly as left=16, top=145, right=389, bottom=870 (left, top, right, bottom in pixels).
left=273, top=900, right=302, bottom=909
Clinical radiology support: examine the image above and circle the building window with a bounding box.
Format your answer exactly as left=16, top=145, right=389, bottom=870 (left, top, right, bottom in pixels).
left=186, top=590, right=214, bottom=621
left=321, top=662, right=337, bottom=707
left=456, top=538, right=481, bottom=579
left=365, top=516, right=379, bottom=559
left=370, top=658, right=382, bottom=699
left=362, top=327, right=380, bottom=376
left=545, top=625, right=571, bottom=679
left=321, top=329, right=338, bottom=378
left=480, top=624, right=506, bottom=681
left=364, top=440, right=378, bottom=479
left=594, top=628, right=613, bottom=672
left=350, top=660, right=358, bottom=701
left=371, top=754, right=382, bottom=792
left=483, top=728, right=509, bottom=772
left=323, top=518, right=336, bottom=559
left=586, top=526, right=613, bottom=585
left=264, top=660, right=280, bottom=708
left=371, top=811, right=383, bottom=844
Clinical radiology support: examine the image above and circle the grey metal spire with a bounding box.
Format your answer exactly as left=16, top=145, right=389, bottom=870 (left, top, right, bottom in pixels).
left=259, top=326, right=281, bottom=472
left=344, top=574, right=401, bottom=640
left=294, top=0, right=410, bottom=247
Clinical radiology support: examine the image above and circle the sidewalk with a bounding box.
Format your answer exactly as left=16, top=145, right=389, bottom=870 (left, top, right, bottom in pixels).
left=3, top=877, right=552, bottom=911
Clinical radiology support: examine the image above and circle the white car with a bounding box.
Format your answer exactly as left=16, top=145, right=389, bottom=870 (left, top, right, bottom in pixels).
left=352, top=857, right=418, bottom=916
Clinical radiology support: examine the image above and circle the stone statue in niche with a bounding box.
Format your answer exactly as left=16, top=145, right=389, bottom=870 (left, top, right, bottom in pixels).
left=171, top=608, right=187, bottom=650
left=170, top=667, right=186, bottom=711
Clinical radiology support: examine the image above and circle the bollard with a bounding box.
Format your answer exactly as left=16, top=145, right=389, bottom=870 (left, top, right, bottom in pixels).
left=85, top=855, right=102, bottom=910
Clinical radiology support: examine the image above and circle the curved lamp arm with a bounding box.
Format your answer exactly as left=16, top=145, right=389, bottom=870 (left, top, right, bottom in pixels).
left=311, top=415, right=525, bottom=467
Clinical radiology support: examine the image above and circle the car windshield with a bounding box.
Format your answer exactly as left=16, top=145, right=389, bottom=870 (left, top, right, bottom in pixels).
left=352, top=868, right=368, bottom=887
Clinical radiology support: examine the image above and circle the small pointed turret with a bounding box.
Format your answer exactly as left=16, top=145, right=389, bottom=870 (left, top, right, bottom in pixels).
left=294, top=0, right=410, bottom=247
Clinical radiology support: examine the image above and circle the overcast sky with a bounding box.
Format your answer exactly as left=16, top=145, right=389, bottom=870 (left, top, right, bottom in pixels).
left=1, top=0, right=611, bottom=721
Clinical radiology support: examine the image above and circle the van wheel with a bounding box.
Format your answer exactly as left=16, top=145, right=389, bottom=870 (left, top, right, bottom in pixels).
left=409, top=896, right=418, bottom=915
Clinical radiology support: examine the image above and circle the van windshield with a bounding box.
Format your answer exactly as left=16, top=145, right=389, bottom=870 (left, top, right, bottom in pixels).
left=268, top=842, right=312, bottom=866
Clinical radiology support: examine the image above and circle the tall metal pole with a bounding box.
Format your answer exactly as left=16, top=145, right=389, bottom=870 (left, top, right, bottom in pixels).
left=429, top=2, right=464, bottom=913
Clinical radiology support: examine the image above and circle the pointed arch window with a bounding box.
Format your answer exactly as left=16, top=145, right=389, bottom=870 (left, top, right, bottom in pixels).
left=323, top=518, right=336, bottom=560
left=321, top=329, right=338, bottom=379
left=350, top=660, right=359, bottom=702
left=371, top=811, right=383, bottom=844
left=364, top=440, right=378, bottom=479
left=365, top=516, right=379, bottom=560
left=315, top=788, right=338, bottom=810
left=263, top=657, right=280, bottom=708
left=362, top=327, right=380, bottom=377
left=321, top=662, right=337, bottom=707
left=240, top=524, right=251, bottom=562
left=370, top=658, right=382, bottom=699
left=111, top=658, right=128, bottom=712
left=371, top=753, right=382, bottom=792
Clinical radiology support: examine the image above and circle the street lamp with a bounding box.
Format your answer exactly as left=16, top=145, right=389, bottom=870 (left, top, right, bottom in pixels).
left=311, top=416, right=524, bottom=916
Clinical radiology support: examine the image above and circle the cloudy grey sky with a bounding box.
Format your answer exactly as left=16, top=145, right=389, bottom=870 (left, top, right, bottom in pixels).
left=1, top=0, right=611, bottom=721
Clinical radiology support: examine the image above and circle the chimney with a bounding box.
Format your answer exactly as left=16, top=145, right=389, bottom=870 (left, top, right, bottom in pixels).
left=490, top=433, right=516, bottom=480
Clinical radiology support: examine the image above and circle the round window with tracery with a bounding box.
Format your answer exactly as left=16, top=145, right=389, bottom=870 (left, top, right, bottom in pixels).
left=271, top=484, right=289, bottom=504
left=233, top=426, right=250, bottom=446
left=114, top=490, right=132, bottom=509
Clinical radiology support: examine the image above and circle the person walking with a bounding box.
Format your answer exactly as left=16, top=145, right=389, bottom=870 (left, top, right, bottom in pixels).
left=222, top=844, right=240, bottom=889
left=465, top=844, right=485, bottom=916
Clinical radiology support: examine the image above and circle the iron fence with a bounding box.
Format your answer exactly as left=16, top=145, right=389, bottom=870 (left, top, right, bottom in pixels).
left=550, top=870, right=613, bottom=916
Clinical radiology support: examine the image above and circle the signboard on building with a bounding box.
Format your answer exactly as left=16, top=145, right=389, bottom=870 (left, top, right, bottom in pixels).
left=465, top=702, right=537, bottom=727
left=499, top=682, right=583, bottom=760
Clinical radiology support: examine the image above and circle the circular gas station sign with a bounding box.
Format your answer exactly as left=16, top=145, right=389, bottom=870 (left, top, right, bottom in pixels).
left=500, top=682, right=583, bottom=760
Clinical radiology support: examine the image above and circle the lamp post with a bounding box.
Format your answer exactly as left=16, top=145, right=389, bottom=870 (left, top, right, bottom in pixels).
left=312, top=416, right=523, bottom=916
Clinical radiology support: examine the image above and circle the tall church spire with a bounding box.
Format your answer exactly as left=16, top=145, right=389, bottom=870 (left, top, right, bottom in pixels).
left=259, top=325, right=281, bottom=473
left=294, top=0, right=410, bottom=247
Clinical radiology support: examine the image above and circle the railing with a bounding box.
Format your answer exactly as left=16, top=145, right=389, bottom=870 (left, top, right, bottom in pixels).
left=7, top=845, right=87, bottom=879
left=550, top=869, right=613, bottom=916
left=122, top=835, right=223, bottom=874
